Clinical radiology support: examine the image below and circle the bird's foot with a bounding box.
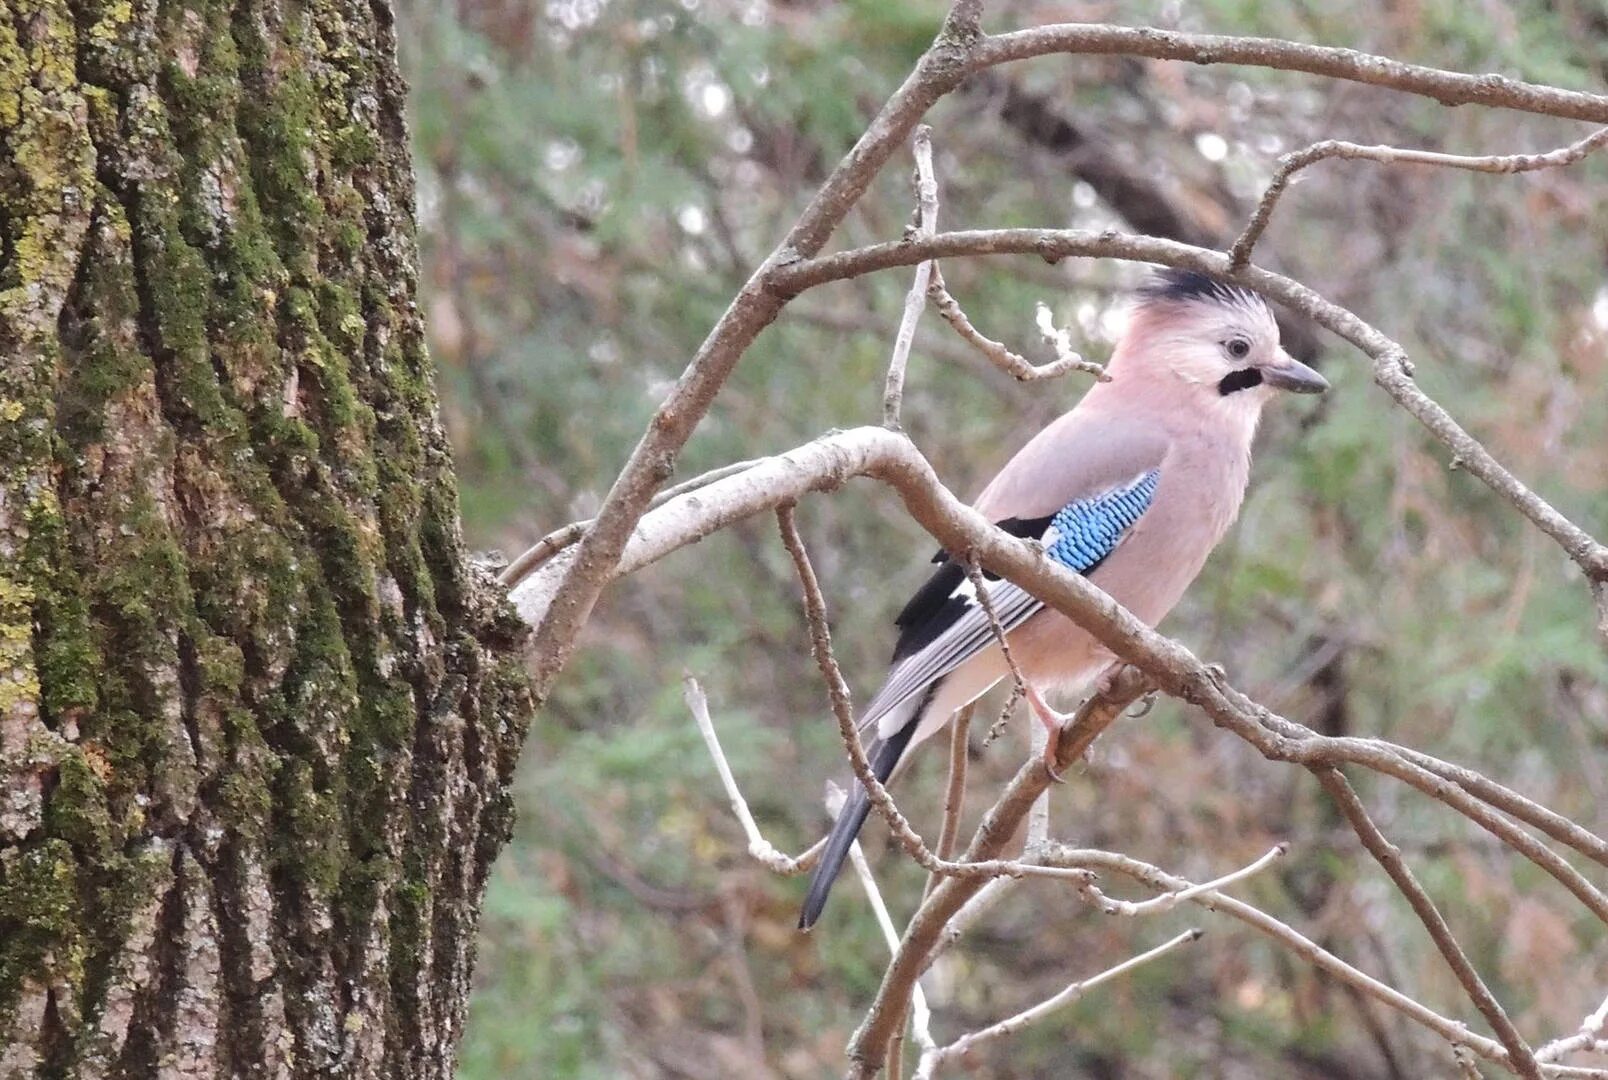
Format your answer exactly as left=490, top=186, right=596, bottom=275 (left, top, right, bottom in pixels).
left=1090, top=662, right=1127, bottom=699
left=1025, top=686, right=1071, bottom=783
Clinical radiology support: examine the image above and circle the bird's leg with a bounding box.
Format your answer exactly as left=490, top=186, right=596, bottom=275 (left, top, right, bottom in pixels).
left=1024, top=685, right=1073, bottom=783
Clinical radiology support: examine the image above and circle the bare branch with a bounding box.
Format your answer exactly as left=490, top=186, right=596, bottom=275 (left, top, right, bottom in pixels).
left=1267, top=735, right=1608, bottom=918
left=498, top=521, right=588, bottom=589
left=1033, top=301, right=1107, bottom=381
left=964, top=553, right=1056, bottom=841
left=1384, top=742, right=1608, bottom=869
left=839, top=791, right=937, bottom=1055
left=576, top=428, right=1597, bottom=1075
left=927, top=875, right=1015, bottom=972
left=517, top=426, right=1606, bottom=887
left=686, top=676, right=825, bottom=875
left=526, top=14, right=1608, bottom=705
left=1079, top=843, right=1289, bottom=917
left=981, top=683, right=1021, bottom=749
left=512, top=13, right=1608, bottom=1078
left=1595, top=579, right=1608, bottom=649
left=1315, top=768, right=1543, bottom=1080
left=935, top=703, right=972, bottom=863
left=914, top=928, right=1203, bottom=1077
left=1039, top=844, right=1520, bottom=1068
left=775, top=503, right=1109, bottom=888
left=926, top=266, right=1106, bottom=381
left=511, top=431, right=915, bottom=625
left=1457, top=1045, right=1490, bottom=1079
left=1025, top=713, right=1051, bottom=845
left=883, top=126, right=939, bottom=429
left=765, top=230, right=1608, bottom=588
left=526, top=3, right=989, bottom=700
left=1229, top=127, right=1608, bottom=267
left=923, top=702, right=975, bottom=904
left=970, top=25, right=1608, bottom=122
left=501, top=458, right=764, bottom=588
left=962, top=557, right=1029, bottom=698
left=849, top=668, right=1150, bottom=1073
left=1537, top=991, right=1608, bottom=1064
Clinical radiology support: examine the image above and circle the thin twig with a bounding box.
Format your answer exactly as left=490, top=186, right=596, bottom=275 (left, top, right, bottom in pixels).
left=1034, top=301, right=1108, bottom=381
left=1594, top=579, right=1608, bottom=650
left=776, top=503, right=1110, bottom=887
left=1026, top=713, right=1051, bottom=846
left=1456, top=1044, right=1488, bottom=1079
left=1386, top=742, right=1608, bottom=869
left=914, top=929, right=1203, bottom=1077
left=923, top=703, right=975, bottom=904
left=526, top=0, right=988, bottom=698
left=1229, top=127, right=1608, bottom=267
left=1038, top=844, right=1518, bottom=1068
left=963, top=554, right=1057, bottom=839
left=849, top=668, right=1150, bottom=1072
left=837, top=787, right=937, bottom=1056
left=927, top=265, right=1106, bottom=381
left=501, top=457, right=763, bottom=588
left=530, top=11, right=1608, bottom=700
left=762, top=230, right=1608, bottom=590
left=981, top=683, right=1021, bottom=749
left=962, top=556, right=1029, bottom=697
left=928, top=875, right=1019, bottom=967
left=1315, top=768, right=1543, bottom=1080
left=521, top=425, right=1608, bottom=896
left=883, top=126, right=939, bottom=429
left=685, top=676, right=826, bottom=875
left=1079, top=843, right=1289, bottom=916
left=1537, top=991, right=1608, bottom=1064
left=970, top=25, right=1608, bottom=122
left=1270, top=735, right=1608, bottom=921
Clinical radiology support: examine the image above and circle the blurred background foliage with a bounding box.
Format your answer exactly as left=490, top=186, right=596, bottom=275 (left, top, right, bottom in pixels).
left=393, top=0, right=1608, bottom=1075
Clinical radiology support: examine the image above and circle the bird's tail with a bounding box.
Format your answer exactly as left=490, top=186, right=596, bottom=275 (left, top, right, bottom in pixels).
left=797, top=719, right=917, bottom=931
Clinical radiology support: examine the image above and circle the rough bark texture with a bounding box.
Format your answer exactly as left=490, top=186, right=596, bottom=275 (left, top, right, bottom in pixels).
left=0, top=0, right=535, bottom=1075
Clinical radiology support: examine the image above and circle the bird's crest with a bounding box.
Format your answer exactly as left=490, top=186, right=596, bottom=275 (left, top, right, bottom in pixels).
left=1137, top=268, right=1268, bottom=318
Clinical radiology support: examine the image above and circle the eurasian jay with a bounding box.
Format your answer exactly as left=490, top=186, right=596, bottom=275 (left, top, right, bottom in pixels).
left=798, top=268, right=1328, bottom=930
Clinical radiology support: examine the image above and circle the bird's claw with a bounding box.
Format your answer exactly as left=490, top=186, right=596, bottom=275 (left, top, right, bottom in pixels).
left=1041, top=726, right=1067, bottom=783
left=1026, top=686, right=1071, bottom=782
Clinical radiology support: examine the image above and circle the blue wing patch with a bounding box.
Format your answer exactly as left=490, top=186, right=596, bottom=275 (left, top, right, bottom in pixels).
left=1044, top=469, right=1161, bottom=573
left=863, top=468, right=1162, bottom=730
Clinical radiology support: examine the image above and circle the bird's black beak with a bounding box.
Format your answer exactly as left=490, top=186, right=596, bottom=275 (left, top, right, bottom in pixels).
left=1263, top=351, right=1329, bottom=394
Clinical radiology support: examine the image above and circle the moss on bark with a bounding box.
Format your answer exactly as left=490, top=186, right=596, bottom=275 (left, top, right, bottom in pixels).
left=0, top=0, right=535, bottom=1074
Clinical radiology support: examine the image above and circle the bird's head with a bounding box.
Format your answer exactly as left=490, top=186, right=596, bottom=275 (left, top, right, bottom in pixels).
left=1109, top=269, right=1327, bottom=425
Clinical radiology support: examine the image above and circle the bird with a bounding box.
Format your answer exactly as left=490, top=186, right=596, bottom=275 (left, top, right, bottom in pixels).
left=797, top=268, right=1328, bottom=930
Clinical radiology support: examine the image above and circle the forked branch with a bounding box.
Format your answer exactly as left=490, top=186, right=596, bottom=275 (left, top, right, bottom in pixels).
left=1229, top=126, right=1608, bottom=267
left=518, top=5, right=1608, bottom=1077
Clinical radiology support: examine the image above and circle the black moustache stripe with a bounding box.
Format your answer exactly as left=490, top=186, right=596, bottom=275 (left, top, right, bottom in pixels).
left=1218, top=368, right=1264, bottom=395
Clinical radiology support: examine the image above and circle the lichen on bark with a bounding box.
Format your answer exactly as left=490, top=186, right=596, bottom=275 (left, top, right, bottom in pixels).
left=0, top=0, right=535, bottom=1074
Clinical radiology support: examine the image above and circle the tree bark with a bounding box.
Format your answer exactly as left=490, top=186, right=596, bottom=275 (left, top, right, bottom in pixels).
left=0, top=0, right=535, bottom=1075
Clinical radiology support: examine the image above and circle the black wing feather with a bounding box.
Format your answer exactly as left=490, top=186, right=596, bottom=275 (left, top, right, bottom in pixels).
left=892, top=514, right=1054, bottom=664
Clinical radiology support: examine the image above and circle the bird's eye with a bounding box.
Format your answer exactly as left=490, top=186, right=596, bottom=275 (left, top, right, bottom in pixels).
left=1225, top=337, right=1251, bottom=360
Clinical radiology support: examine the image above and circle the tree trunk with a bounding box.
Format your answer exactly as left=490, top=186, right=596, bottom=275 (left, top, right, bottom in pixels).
left=0, top=0, right=535, bottom=1075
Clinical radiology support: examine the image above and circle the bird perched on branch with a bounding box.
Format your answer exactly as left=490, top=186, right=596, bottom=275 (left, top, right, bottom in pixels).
left=798, top=268, right=1328, bottom=930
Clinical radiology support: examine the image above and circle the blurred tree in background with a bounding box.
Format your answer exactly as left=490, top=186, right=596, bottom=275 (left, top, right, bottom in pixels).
left=397, top=1, right=1608, bottom=1076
